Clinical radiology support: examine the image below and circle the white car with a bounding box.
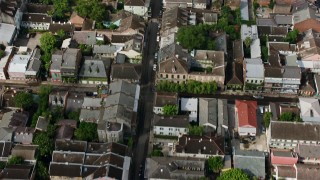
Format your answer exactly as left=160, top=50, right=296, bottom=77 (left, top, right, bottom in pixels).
left=153, top=64, right=157, bottom=71
left=156, top=36, right=160, bottom=42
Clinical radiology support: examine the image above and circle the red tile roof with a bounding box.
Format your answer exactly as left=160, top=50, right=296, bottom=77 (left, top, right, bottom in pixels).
left=294, top=18, right=320, bottom=33
left=236, top=100, right=257, bottom=128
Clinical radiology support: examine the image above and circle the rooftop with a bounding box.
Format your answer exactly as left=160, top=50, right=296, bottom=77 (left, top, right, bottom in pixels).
left=154, top=115, right=189, bottom=128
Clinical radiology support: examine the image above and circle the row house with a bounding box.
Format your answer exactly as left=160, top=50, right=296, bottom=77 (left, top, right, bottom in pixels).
left=299, top=97, right=320, bottom=123
left=50, top=48, right=82, bottom=83
left=78, top=57, right=111, bottom=85
left=21, top=13, right=52, bottom=30
left=273, top=164, right=320, bottom=180
left=243, top=58, right=264, bottom=92
left=236, top=100, right=258, bottom=136
left=163, top=0, right=207, bottom=9
left=0, top=0, right=26, bottom=30
left=25, top=48, right=41, bottom=81
left=267, top=121, right=320, bottom=149
left=124, top=0, right=149, bottom=17
left=153, top=115, right=189, bottom=136
left=153, top=92, right=178, bottom=115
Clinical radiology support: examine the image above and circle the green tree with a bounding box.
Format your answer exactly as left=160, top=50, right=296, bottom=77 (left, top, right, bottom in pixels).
left=0, top=50, right=4, bottom=58
left=263, top=112, right=272, bottom=128
left=56, top=29, right=66, bottom=40
left=269, top=0, right=275, bottom=9
left=244, top=37, right=252, bottom=48
left=218, top=168, right=250, bottom=180
left=14, top=92, right=34, bottom=110
left=0, top=44, right=5, bottom=50
left=261, top=46, right=269, bottom=62
left=208, top=156, right=224, bottom=173
left=285, top=29, right=299, bottom=44
left=163, top=105, right=178, bottom=116
left=75, top=0, right=107, bottom=22
left=40, top=0, right=52, bottom=4
left=280, top=112, right=294, bottom=121
left=52, top=0, right=70, bottom=19
left=188, top=125, right=204, bottom=136
left=0, top=161, right=6, bottom=169
left=7, top=156, right=24, bottom=165
left=67, top=109, right=80, bottom=121
left=40, top=32, right=57, bottom=54
left=35, top=161, right=49, bottom=180
left=74, top=122, right=98, bottom=141
left=151, top=150, right=163, bottom=157
left=33, top=132, right=54, bottom=158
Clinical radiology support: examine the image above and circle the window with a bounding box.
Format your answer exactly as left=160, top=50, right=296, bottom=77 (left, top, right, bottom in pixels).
left=160, top=132, right=163, bottom=135
left=160, top=127, right=164, bottom=130
left=166, top=74, right=168, bottom=78
left=160, top=74, right=163, bottom=78
left=169, top=133, right=172, bottom=135
left=171, top=75, right=174, bottom=78
left=183, top=75, right=186, bottom=79
left=255, top=80, right=257, bottom=83
left=177, top=75, right=180, bottom=79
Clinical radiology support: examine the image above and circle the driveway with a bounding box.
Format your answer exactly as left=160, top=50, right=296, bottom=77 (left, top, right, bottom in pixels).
left=14, top=33, right=42, bottom=49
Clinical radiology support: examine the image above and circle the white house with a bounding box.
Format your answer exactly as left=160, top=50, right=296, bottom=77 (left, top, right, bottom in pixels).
left=0, top=46, right=14, bottom=80
left=180, top=98, right=198, bottom=122
left=153, top=115, right=189, bottom=136
left=299, top=98, right=320, bottom=123
left=124, top=0, right=148, bottom=17
left=241, top=24, right=258, bottom=41
left=8, top=52, right=31, bottom=81
left=21, top=14, right=52, bottom=30
left=244, top=58, right=264, bottom=85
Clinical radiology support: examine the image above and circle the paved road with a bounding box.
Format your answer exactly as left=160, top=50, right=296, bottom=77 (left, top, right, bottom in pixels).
left=131, top=0, right=161, bottom=178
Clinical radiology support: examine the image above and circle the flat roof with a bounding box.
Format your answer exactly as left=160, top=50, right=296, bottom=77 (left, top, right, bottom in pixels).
left=0, top=46, right=14, bottom=71
left=0, top=23, right=16, bottom=45
left=8, top=54, right=31, bottom=73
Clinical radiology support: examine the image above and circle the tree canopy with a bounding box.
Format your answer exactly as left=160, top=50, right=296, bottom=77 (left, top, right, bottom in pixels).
left=188, top=125, right=204, bottom=136
left=7, top=156, right=24, bottom=165
left=0, top=50, right=4, bottom=59
left=40, top=32, right=57, bottom=54
left=157, top=80, right=218, bottom=94
left=244, top=37, right=252, bottom=48
left=74, top=122, right=98, bottom=142
left=163, top=105, right=178, bottom=116
left=177, top=24, right=216, bottom=51
left=285, top=29, right=299, bottom=44
left=263, top=112, right=272, bottom=128
left=14, top=92, right=34, bottom=110
left=33, top=130, right=55, bottom=158
left=218, top=168, right=250, bottom=180
left=52, top=0, right=70, bottom=19
left=75, top=0, right=108, bottom=22
left=208, top=156, right=224, bottom=173
left=279, top=112, right=302, bottom=122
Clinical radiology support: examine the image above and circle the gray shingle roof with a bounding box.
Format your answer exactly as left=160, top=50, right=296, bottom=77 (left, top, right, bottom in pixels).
left=154, top=115, right=189, bottom=128
left=79, top=59, right=108, bottom=78
left=109, top=80, right=138, bottom=97
left=93, top=45, right=118, bottom=54
left=234, top=149, right=266, bottom=178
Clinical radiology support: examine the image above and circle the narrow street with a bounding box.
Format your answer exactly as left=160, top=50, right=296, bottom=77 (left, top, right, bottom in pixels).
left=131, top=0, right=162, bottom=178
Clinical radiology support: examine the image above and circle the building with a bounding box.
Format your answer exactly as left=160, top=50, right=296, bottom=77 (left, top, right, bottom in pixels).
left=240, top=0, right=249, bottom=21
left=145, top=157, right=206, bottom=180
left=160, top=7, right=189, bottom=36
left=110, top=63, right=142, bottom=83
left=49, top=140, right=131, bottom=180
left=0, top=46, right=14, bottom=80
left=25, top=48, right=41, bottom=80
left=79, top=57, right=109, bottom=85
left=35, top=116, right=49, bottom=132
left=299, top=98, right=320, bottom=123
left=13, top=127, right=35, bottom=144
left=60, top=48, right=82, bottom=82
left=49, top=22, right=75, bottom=36
left=104, top=121, right=124, bottom=143
left=233, top=149, right=266, bottom=179
left=50, top=50, right=63, bottom=82
left=7, top=52, right=31, bottom=81
left=170, top=135, right=225, bottom=158
left=243, top=58, right=264, bottom=91
left=11, top=144, right=37, bottom=163
left=273, top=164, right=320, bottom=180
left=153, top=115, right=189, bottom=136
left=226, top=61, right=244, bottom=91
left=0, top=164, right=36, bottom=179
left=235, top=100, right=258, bottom=136
left=295, top=143, right=320, bottom=164
left=271, top=149, right=298, bottom=165
left=199, top=98, right=228, bottom=134
left=163, top=0, right=207, bottom=9
left=153, top=92, right=178, bottom=115
left=0, top=23, right=17, bottom=46
left=180, top=98, right=198, bottom=122
left=49, top=91, right=68, bottom=109
left=93, top=45, right=119, bottom=58
left=124, top=0, right=148, bottom=17
left=65, top=92, right=85, bottom=113
left=55, top=120, right=77, bottom=140
left=268, top=121, right=320, bottom=149
left=21, top=13, right=51, bottom=30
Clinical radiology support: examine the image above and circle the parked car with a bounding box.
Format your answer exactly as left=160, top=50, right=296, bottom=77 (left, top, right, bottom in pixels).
left=153, top=64, right=157, bottom=71
left=253, top=94, right=264, bottom=99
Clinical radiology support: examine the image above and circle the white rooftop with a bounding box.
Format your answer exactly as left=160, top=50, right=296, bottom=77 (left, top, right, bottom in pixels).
left=241, top=24, right=258, bottom=41
left=251, top=39, right=261, bottom=58
left=299, top=98, right=320, bottom=118
left=8, top=54, right=31, bottom=73
left=0, top=46, right=14, bottom=71
left=0, top=23, right=16, bottom=45
left=181, top=98, right=198, bottom=112
left=240, top=0, right=249, bottom=21
left=244, top=58, right=264, bottom=78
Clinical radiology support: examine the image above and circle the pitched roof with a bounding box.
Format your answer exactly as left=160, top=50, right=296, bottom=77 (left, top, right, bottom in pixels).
left=244, top=58, right=264, bottom=79
left=294, top=18, right=320, bottom=33
left=0, top=141, right=12, bottom=157
left=0, top=165, right=34, bottom=179
left=226, top=61, right=244, bottom=85
left=276, top=165, right=296, bottom=178
left=49, top=23, right=75, bottom=34
left=233, top=150, right=266, bottom=178
left=111, top=63, right=142, bottom=81
left=295, top=144, right=320, bottom=159
left=61, top=48, right=81, bottom=69
left=296, top=164, right=320, bottom=180
left=26, top=3, right=53, bottom=14
left=158, top=43, right=190, bottom=62
left=154, top=115, right=189, bottom=128
left=175, top=135, right=225, bottom=155
left=11, top=144, right=37, bottom=161
left=109, top=80, right=138, bottom=97
left=236, top=100, right=257, bottom=128
left=299, top=98, right=320, bottom=118
left=154, top=92, right=178, bottom=107
left=79, top=59, right=108, bottom=78
left=159, top=56, right=189, bottom=74
left=22, top=13, right=51, bottom=23
left=199, top=98, right=218, bottom=128
left=233, top=40, right=244, bottom=61
left=72, top=31, right=97, bottom=45
left=161, top=7, right=188, bottom=33
left=35, top=116, right=49, bottom=131
left=270, top=121, right=320, bottom=141
left=273, top=4, right=292, bottom=14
